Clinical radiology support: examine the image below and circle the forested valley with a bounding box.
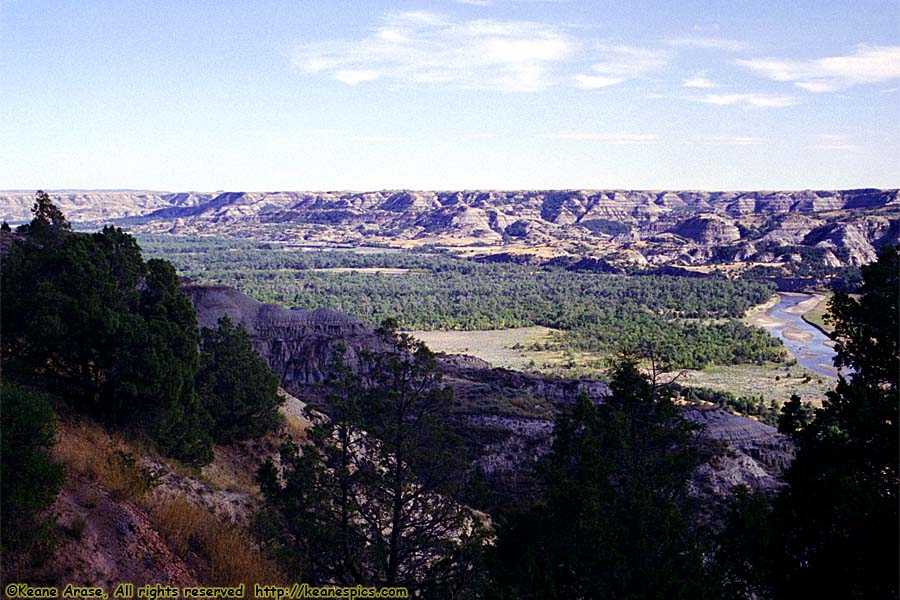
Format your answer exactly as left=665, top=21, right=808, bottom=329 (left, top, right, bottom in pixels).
left=137, top=234, right=782, bottom=370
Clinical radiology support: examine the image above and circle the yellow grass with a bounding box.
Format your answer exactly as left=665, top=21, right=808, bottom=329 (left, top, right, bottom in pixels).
left=282, top=412, right=311, bottom=444
left=666, top=363, right=833, bottom=406
left=54, top=419, right=156, bottom=501
left=148, top=494, right=284, bottom=586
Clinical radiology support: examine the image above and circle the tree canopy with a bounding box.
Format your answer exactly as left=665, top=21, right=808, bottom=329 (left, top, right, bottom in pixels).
left=0, top=384, right=66, bottom=563
left=1, top=194, right=213, bottom=464
left=485, top=358, right=715, bottom=599
left=197, top=316, right=283, bottom=443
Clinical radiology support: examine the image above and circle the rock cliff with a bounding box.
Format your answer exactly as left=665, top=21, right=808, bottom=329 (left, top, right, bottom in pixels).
left=184, top=284, right=378, bottom=386
left=185, top=284, right=793, bottom=497
left=2, top=188, right=897, bottom=268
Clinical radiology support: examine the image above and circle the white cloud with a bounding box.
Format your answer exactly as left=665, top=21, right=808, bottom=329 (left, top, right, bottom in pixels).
left=736, top=45, right=900, bottom=92
left=683, top=76, right=717, bottom=89
left=811, top=143, right=863, bottom=153
left=699, top=93, right=797, bottom=107
left=575, top=74, right=626, bottom=88
left=810, top=133, right=862, bottom=153
left=667, top=36, right=748, bottom=52
left=349, top=136, right=406, bottom=143
left=544, top=132, right=657, bottom=144
left=575, top=44, right=670, bottom=89
left=293, top=11, right=575, bottom=92
left=334, top=69, right=379, bottom=85
left=696, top=136, right=760, bottom=145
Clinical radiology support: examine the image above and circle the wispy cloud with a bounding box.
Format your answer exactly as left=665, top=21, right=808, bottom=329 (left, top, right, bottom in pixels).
left=575, top=44, right=670, bottom=89
left=696, top=136, right=761, bottom=145
left=810, top=133, right=862, bottom=153
left=737, top=45, right=900, bottom=92
left=699, top=93, right=797, bottom=107
left=349, top=135, right=406, bottom=143
left=667, top=36, right=749, bottom=52
left=683, top=75, right=717, bottom=89
left=293, top=11, right=575, bottom=92
left=334, top=69, right=379, bottom=85
left=544, top=132, right=657, bottom=144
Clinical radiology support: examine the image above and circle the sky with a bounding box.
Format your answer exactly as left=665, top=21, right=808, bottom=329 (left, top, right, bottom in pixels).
left=1, top=0, right=898, bottom=191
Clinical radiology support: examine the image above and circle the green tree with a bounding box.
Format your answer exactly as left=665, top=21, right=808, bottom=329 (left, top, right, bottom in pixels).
left=23, top=190, right=70, bottom=238
left=0, top=383, right=66, bottom=562
left=1, top=222, right=213, bottom=465
left=257, top=325, right=481, bottom=595
left=768, top=244, right=899, bottom=599
left=486, top=358, right=715, bottom=599
left=196, top=316, right=283, bottom=443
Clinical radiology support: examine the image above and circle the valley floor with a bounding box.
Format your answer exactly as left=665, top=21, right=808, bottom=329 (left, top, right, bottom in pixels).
left=411, top=293, right=836, bottom=407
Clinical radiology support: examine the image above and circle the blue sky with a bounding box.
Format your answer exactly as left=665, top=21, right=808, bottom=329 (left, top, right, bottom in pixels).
left=1, top=0, right=897, bottom=191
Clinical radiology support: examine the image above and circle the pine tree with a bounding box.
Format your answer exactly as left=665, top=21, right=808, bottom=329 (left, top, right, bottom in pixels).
left=769, top=245, right=898, bottom=599
left=196, top=316, right=283, bottom=443
left=257, top=325, right=482, bottom=595
left=0, top=384, right=66, bottom=563
left=486, top=357, right=715, bottom=599
left=1, top=221, right=214, bottom=465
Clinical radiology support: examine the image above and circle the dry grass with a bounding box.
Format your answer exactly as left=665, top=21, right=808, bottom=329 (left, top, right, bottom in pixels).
left=148, top=494, right=283, bottom=586
left=666, top=362, right=834, bottom=406
left=409, top=326, right=560, bottom=370
left=54, top=419, right=157, bottom=501
left=282, top=412, right=310, bottom=444
left=53, top=414, right=286, bottom=585
left=201, top=443, right=264, bottom=495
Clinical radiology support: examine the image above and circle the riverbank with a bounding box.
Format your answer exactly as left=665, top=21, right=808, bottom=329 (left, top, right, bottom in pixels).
left=799, top=294, right=835, bottom=336
left=748, top=293, right=839, bottom=378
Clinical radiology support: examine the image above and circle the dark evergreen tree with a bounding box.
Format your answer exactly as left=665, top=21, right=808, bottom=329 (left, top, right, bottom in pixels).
left=768, top=244, right=899, bottom=599
left=257, top=326, right=482, bottom=595
left=485, top=357, right=715, bottom=599
left=0, top=220, right=213, bottom=465
left=0, top=384, right=66, bottom=562
left=711, top=485, right=776, bottom=600
left=25, top=190, right=70, bottom=237
left=256, top=349, right=366, bottom=584
left=196, top=316, right=283, bottom=443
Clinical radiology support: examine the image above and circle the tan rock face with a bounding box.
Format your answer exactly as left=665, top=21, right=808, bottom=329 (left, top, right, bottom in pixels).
left=671, top=216, right=741, bottom=244
left=2, top=188, right=896, bottom=270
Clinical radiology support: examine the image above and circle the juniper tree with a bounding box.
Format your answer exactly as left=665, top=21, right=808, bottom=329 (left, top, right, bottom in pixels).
left=485, top=358, right=715, bottom=599
left=258, top=324, right=482, bottom=596
left=196, top=316, right=283, bottom=443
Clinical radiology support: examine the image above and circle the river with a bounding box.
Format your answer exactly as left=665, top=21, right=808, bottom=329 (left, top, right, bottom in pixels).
left=754, top=293, right=839, bottom=378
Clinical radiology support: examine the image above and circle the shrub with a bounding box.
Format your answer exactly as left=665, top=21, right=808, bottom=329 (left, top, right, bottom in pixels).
left=0, top=383, right=66, bottom=559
